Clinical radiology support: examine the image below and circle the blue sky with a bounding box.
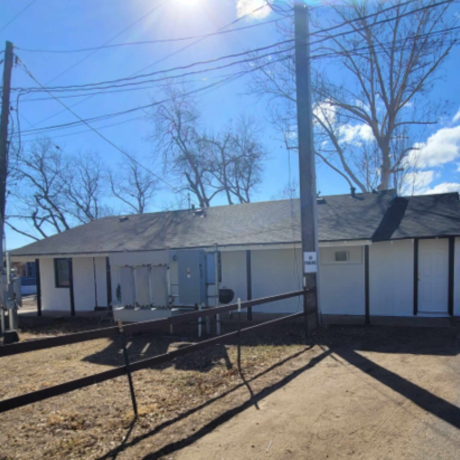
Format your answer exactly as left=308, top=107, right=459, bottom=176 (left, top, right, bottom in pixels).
left=2, top=0, right=460, bottom=250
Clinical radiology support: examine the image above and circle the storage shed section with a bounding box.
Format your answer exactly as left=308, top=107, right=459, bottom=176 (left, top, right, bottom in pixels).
left=369, top=240, right=414, bottom=317
left=319, top=246, right=365, bottom=316
left=251, top=248, right=302, bottom=314
left=39, top=258, right=70, bottom=312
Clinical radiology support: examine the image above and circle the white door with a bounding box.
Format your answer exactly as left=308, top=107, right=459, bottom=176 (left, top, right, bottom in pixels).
left=418, top=239, right=449, bottom=314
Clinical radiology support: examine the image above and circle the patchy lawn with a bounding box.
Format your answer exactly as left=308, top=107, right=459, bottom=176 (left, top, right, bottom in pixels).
left=1, top=318, right=460, bottom=460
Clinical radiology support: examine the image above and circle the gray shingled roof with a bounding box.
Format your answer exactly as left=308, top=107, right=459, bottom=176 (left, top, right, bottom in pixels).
left=10, top=190, right=460, bottom=257
left=373, top=192, right=460, bottom=241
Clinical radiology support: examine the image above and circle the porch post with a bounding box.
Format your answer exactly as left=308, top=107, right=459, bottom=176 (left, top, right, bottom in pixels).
left=69, top=259, right=75, bottom=316
left=413, top=239, right=419, bottom=316
left=35, top=259, right=41, bottom=317
left=448, top=237, right=455, bottom=316
left=364, top=246, right=370, bottom=325
left=246, top=250, right=252, bottom=321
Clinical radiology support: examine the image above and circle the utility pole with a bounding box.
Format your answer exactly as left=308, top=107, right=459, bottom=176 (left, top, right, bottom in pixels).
left=294, top=3, right=319, bottom=333
left=0, top=41, right=14, bottom=334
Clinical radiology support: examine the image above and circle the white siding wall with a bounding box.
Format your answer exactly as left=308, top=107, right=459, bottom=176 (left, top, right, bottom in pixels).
left=73, top=257, right=96, bottom=311
left=319, top=246, right=365, bottom=315
left=94, top=257, right=108, bottom=307
left=40, top=258, right=70, bottom=311
left=369, top=240, right=414, bottom=316
left=251, top=248, right=303, bottom=314
left=221, top=251, right=248, bottom=304
left=454, top=238, right=460, bottom=316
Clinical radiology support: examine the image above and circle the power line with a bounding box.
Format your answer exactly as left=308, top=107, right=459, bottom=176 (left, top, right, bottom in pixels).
left=33, top=0, right=171, bottom=88
left=14, top=0, right=456, bottom=138
left=14, top=53, right=294, bottom=138
left=131, top=2, right=274, bottom=78
left=0, top=0, right=38, bottom=33
left=17, top=2, right=276, bottom=131
left=310, top=24, right=460, bottom=61
left=16, top=0, right=454, bottom=96
left=18, top=18, right=460, bottom=103
left=16, top=20, right=460, bottom=137
left=17, top=59, right=197, bottom=204
left=15, top=17, right=460, bottom=137
left=309, top=0, right=455, bottom=48
left=19, top=71, right=238, bottom=103
left=15, top=40, right=294, bottom=94
left=16, top=17, right=285, bottom=53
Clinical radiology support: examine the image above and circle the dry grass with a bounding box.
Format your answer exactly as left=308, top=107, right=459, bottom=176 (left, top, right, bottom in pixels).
left=0, top=316, right=312, bottom=460
left=2, top=316, right=458, bottom=460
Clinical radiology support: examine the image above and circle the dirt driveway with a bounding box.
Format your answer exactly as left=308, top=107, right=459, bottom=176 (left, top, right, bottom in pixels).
left=172, top=330, right=460, bottom=460
left=1, top=322, right=460, bottom=459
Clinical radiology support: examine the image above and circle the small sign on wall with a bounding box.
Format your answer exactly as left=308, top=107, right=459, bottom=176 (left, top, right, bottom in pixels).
left=303, top=252, right=318, bottom=273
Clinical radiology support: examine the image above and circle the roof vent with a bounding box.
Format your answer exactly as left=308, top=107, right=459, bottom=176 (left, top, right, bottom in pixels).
left=350, top=186, right=356, bottom=197
left=119, top=216, right=129, bottom=222
left=193, top=208, right=206, bottom=218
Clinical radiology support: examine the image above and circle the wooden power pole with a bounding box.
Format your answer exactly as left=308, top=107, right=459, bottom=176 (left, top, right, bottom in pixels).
left=294, top=3, right=319, bottom=333
left=0, top=41, right=14, bottom=323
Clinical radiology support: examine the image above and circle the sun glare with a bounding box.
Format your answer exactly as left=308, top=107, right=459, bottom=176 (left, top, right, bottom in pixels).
left=176, top=0, right=202, bottom=6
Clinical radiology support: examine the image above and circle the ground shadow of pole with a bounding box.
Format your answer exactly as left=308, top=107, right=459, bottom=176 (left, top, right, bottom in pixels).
left=335, top=348, right=460, bottom=430
left=141, top=348, right=331, bottom=460
left=95, top=345, right=318, bottom=460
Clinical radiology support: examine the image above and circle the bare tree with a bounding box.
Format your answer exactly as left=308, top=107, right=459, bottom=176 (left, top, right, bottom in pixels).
left=248, top=0, right=458, bottom=192
left=202, top=116, right=265, bottom=204
left=7, top=138, right=112, bottom=240
left=148, top=84, right=267, bottom=207
left=108, top=154, right=158, bottom=214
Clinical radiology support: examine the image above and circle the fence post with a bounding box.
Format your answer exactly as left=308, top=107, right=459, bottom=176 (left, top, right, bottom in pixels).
left=237, top=298, right=242, bottom=371
left=118, top=320, right=138, bottom=417
left=198, top=303, right=202, bottom=337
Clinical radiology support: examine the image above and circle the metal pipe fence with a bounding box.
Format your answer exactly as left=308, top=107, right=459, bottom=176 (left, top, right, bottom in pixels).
left=0, top=290, right=306, bottom=414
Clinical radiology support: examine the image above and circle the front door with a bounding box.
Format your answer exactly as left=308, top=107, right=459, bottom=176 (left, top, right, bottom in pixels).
left=418, top=239, right=449, bottom=314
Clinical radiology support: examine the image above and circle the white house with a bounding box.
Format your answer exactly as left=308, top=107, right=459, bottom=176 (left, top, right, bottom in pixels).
left=10, top=190, right=460, bottom=324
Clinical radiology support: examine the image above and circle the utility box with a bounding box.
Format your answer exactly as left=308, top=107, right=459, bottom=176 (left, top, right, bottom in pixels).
left=177, top=250, right=207, bottom=305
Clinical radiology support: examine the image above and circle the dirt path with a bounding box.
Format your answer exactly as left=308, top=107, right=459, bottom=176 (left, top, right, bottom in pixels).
left=2, top=324, right=460, bottom=459
left=173, top=345, right=460, bottom=460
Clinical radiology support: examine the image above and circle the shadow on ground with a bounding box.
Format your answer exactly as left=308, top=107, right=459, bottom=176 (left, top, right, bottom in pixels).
left=86, top=321, right=460, bottom=460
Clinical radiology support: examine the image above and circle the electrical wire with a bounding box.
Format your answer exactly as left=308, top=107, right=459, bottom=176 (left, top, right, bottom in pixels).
left=20, top=71, right=239, bottom=102
left=16, top=0, right=454, bottom=96
left=13, top=53, right=294, bottom=138
left=16, top=17, right=286, bottom=53
left=33, top=0, right=171, bottom=88
left=308, top=0, right=455, bottom=49
left=16, top=2, right=281, bottom=131
left=0, top=0, right=38, bottom=33
left=15, top=40, right=294, bottom=94
left=15, top=16, right=460, bottom=138
left=131, top=2, right=274, bottom=78
left=17, top=59, right=198, bottom=205
left=18, top=19, right=460, bottom=104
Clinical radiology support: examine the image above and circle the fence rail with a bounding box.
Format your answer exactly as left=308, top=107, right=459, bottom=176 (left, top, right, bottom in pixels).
left=0, top=290, right=304, bottom=358
left=0, top=290, right=306, bottom=414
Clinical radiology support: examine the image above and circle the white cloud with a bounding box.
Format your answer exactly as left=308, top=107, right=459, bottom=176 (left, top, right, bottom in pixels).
left=424, top=182, right=460, bottom=195
left=407, top=125, right=460, bottom=168
left=453, top=107, right=460, bottom=123
left=313, top=99, right=336, bottom=126
left=401, top=170, right=435, bottom=195
left=237, top=0, right=271, bottom=19
left=339, top=123, right=374, bottom=144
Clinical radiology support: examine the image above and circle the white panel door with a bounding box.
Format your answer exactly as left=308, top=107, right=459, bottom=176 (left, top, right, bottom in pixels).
left=418, top=239, right=449, bottom=314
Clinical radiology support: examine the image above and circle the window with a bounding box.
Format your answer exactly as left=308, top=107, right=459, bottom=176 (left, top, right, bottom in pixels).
left=335, top=251, right=349, bottom=262
left=54, top=258, right=71, bottom=288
